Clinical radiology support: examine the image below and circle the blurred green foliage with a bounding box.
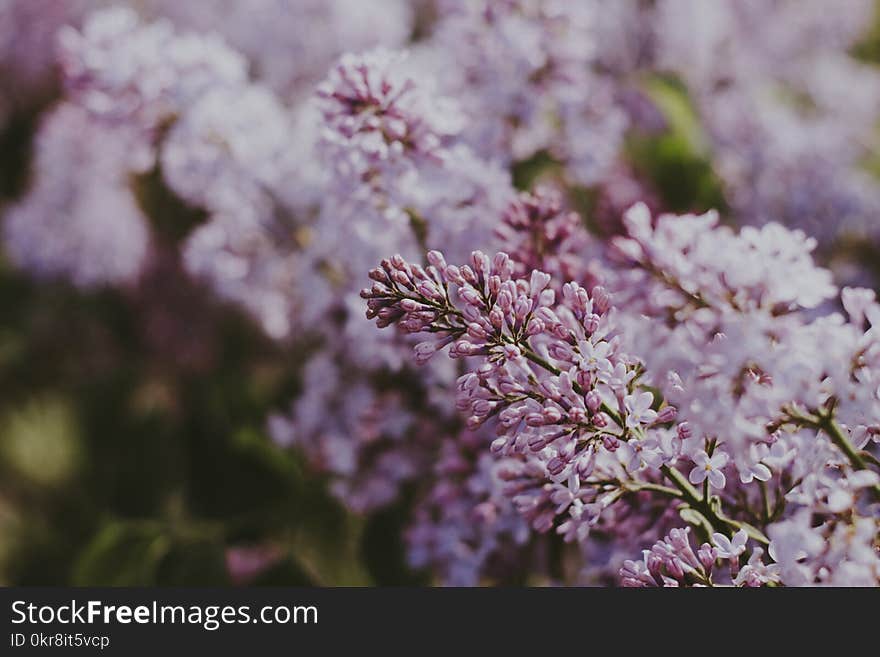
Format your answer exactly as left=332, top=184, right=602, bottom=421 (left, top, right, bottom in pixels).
left=0, top=243, right=386, bottom=584
left=0, top=106, right=380, bottom=582
left=627, top=75, right=727, bottom=215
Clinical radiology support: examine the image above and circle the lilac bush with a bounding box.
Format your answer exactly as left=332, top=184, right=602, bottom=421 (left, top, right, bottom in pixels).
left=1, top=1, right=879, bottom=586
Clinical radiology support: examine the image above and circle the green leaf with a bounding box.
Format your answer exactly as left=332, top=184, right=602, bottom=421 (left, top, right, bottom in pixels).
left=155, top=538, right=230, bottom=586
left=511, top=149, right=561, bottom=191
left=72, top=522, right=170, bottom=586
left=678, top=506, right=714, bottom=544
left=626, top=75, right=727, bottom=213
left=360, top=500, right=427, bottom=586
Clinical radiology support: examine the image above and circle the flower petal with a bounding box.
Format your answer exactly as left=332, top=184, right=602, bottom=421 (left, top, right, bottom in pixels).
left=708, top=469, right=726, bottom=489
left=689, top=466, right=707, bottom=485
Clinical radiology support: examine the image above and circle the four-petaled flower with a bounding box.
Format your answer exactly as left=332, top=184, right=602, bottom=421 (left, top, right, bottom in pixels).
left=712, top=529, right=748, bottom=559
left=689, top=450, right=729, bottom=489
left=624, top=391, right=657, bottom=430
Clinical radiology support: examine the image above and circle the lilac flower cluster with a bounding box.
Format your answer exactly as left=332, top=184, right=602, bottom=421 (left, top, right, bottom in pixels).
left=654, top=0, right=880, bottom=244
left=363, top=215, right=880, bottom=584
left=609, top=204, right=880, bottom=509
left=1, top=0, right=879, bottom=586
left=425, top=0, right=630, bottom=185
left=3, top=104, right=151, bottom=288
left=141, top=0, right=413, bottom=103
left=362, top=249, right=679, bottom=541
left=494, top=187, right=598, bottom=286
left=406, top=433, right=531, bottom=585
left=56, top=8, right=300, bottom=336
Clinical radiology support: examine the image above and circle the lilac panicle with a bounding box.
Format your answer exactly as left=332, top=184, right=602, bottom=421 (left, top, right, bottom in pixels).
left=362, top=249, right=677, bottom=540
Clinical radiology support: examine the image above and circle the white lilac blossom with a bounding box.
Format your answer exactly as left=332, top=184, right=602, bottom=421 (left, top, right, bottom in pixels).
left=57, top=7, right=248, bottom=132
left=609, top=203, right=841, bottom=477
left=141, top=0, right=413, bottom=102
left=767, top=510, right=880, bottom=586
left=609, top=203, right=880, bottom=503
left=159, top=85, right=306, bottom=338
left=56, top=7, right=308, bottom=338
left=160, top=85, right=293, bottom=211
left=427, top=0, right=628, bottom=185
left=605, top=203, right=880, bottom=585
left=315, top=47, right=513, bottom=268
left=654, top=0, right=880, bottom=243
left=363, top=217, right=880, bottom=585
left=2, top=103, right=151, bottom=288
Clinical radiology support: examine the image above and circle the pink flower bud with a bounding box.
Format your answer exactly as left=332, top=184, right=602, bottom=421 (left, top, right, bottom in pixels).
left=467, top=322, right=487, bottom=340
left=413, top=341, right=438, bottom=364
left=489, top=307, right=504, bottom=329
left=577, top=448, right=597, bottom=477
left=698, top=544, right=717, bottom=571
left=655, top=406, right=678, bottom=424
left=525, top=413, right=545, bottom=427
left=491, top=437, right=508, bottom=453
left=368, top=267, right=389, bottom=283
left=528, top=435, right=547, bottom=451
left=459, top=287, right=482, bottom=306
left=526, top=318, right=544, bottom=335
left=591, top=286, right=612, bottom=315
left=529, top=270, right=551, bottom=295
left=492, top=252, right=510, bottom=273
left=426, top=250, right=447, bottom=270
left=583, top=313, right=600, bottom=334
left=551, top=489, right=574, bottom=506
left=514, top=296, right=533, bottom=320
left=546, top=457, right=566, bottom=476
left=471, top=251, right=490, bottom=278
left=578, top=370, right=594, bottom=391
left=542, top=406, right=562, bottom=423
left=444, top=265, right=464, bottom=285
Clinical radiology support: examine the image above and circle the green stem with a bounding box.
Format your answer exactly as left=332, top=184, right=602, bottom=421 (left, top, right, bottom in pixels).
left=514, top=324, right=770, bottom=544
left=819, top=415, right=869, bottom=470
left=861, top=450, right=880, bottom=468
left=815, top=414, right=880, bottom=498
left=616, top=480, right=684, bottom=498
left=661, top=465, right=770, bottom=546
left=758, top=480, right=771, bottom=524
